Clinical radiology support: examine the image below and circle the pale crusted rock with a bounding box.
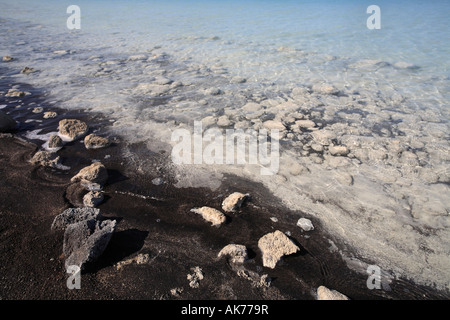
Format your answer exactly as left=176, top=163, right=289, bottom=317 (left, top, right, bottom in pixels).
left=230, top=76, right=246, bottom=84
left=153, top=76, right=173, bottom=85
left=312, top=83, right=339, bottom=95
left=127, top=54, right=147, bottom=61
left=187, top=266, right=204, bottom=288
left=291, top=86, right=311, bottom=96
left=235, top=266, right=272, bottom=288
left=258, top=230, right=299, bottom=269
left=329, top=145, right=349, bottom=156
left=297, top=218, right=314, bottom=231
left=58, top=119, right=89, bottom=141
left=2, top=56, right=13, bottom=62
left=394, top=61, right=417, bottom=69
left=5, top=89, right=28, bottom=98
left=311, top=130, right=337, bottom=146
left=242, top=102, right=265, bottom=119
left=30, top=150, right=60, bottom=168
left=43, top=111, right=58, bottom=119
left=335, top=172, right=354, bottom=186
left=201, top=115, right=217, bottom=127
left=20, top=67, right=35, bottom=74
left=218, top=244, right=248, bottom=264
left=134, top=83, right=171, bottom=96
left=221, top=192, right=249, bottom=213
left=83, top=191, right=104, bottom=208
left=217, top=115, right=232, bottom=127
left=205, top=87, right=222, bottom=95
left=190, top=206, right=226, bottom=226
left=84, top=134, right=110, bottom=149
left=48, top=134, right=63, bottom=149
left=263, top=120, right=286, bottom=131
left=316, top=286, right=349, bottom=300
left=116, top=253, right=150, bottom=270
left=70, top=162, right=108, bottom=187
left=294, top=120, right=316, bottom=129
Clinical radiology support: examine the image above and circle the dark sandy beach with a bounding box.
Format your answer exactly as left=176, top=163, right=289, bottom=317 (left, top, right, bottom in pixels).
left=1, top=62, right=449, bottom=305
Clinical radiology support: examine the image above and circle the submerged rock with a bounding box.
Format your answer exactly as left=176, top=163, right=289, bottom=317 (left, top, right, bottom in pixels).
left=293, top=119, right=316, bottom=130
left=204, top=87, right=222, bottom=95
left=0, top=110, right=17, bottom=132
left=20, top=67, right=35, bottom=74
left=316, top=286, right=349, bottom=300
left=221, top=192, right=249, bottom=213
left=70, top=162, right=108, bottom=188
left=329, top=145, right=349, bottom=156
left=84, top=134, right=110, bottom=149
left=230, top=76, right=246, bottom=84
left=51, top=207, right=101, bottom=231
left=217, top=115, right=232, bottom=127
left=218, top=244, right=248, bottom=264
left=312, top=83, right=339, bottom=95
left=58, top=119, right=89, bottom=141
left=190, top=206, right=226, bottom=226
left=263, top=120, right=286, bottom=131
left=394, top=61, right=417, bottom=69
left=258, top=230, right=299, bottom=269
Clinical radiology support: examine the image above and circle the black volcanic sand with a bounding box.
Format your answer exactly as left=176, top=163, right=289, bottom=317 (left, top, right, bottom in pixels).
left=0, top=65, right=448, bottom=301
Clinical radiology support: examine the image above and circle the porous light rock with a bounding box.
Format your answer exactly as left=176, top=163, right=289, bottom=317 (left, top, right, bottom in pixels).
left=84, top=134, right=110, bottom=149
left=70, top=162, right=108, bottom=187
left=58, top=119, right=89, bottom=141
left=218, top=244, right=248, bottom=264
left=258, top=230, right=299, bottom=269
left=30, top=150, right=60, bottom=168
left=48, top=134, right=63, bottom=149
left=83, top=191, right=104, bottom=208
left=316, top=286, right=349, bottom=300
left=190, top=206, right=226, bottom=226
left=221, top=192, right=249, bottom=213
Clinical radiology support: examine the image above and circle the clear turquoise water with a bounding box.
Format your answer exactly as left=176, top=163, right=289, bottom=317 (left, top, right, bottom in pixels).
left=1, top=0, right=449, bottom=106
left=2, top=0, right=450, bottom=71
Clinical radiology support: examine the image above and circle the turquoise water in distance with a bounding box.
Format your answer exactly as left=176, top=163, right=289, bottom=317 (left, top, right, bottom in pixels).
left=2, top=0, right=449, bottom=75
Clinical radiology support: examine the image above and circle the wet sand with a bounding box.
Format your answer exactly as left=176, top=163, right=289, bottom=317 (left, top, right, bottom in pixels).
left=1, top=66, right=449, bottom=303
